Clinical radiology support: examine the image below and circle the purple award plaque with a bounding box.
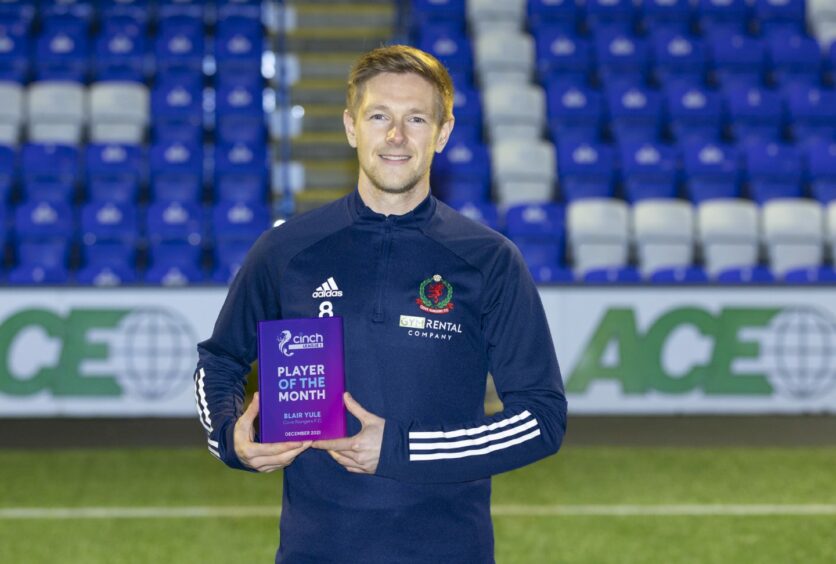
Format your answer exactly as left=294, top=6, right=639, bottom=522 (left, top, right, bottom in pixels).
left=257, top=316, right=346, bottom=443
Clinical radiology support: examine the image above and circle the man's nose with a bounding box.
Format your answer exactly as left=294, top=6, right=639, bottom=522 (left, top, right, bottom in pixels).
left=387, top=123, right=405, bottom=144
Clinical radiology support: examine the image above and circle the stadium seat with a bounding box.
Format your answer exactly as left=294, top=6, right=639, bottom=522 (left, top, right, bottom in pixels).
left=0, top=19, right=31, bottom=82
left=411, top=0, right=466, bottom=34
left=545, top=82, right=603, bottom=142
left=146, top=200, right=203, bottom=245
left=418, top=27, right=473, bottom=81
left=533, top=28, right=590, bottom=83
left=557, top=140, right=615, bottom=201
left=101, top=0, right=150, bottom=26
left=641, top=0, right=693, bottom=35
left=505, top=203, right=565, bottom=269
left=8, top=240, right=70, bottom=284
left=762, top=198, right=824, bottom=276
left=583, top=266, right=641, bottom=283
left=14, top=200, right=74, bottom=241
left=145, top=241, right=204, bottom=285
left=755, top=0, right=806, bottom=35
left=782, top=265, right=836, bottom=283
left=212, top=240, right=252, bottom=283
left=89, top=82, right=150, bottom=143
left=215, top=141, right=268, bottom=204
left=473, top=29, right=534, bottom=86
left=80, top=201, right=139, bottom=245
left=467, top=0, right=526, bottom=34
left=666, top=84, right=723, bottom=142
left=619, top=141, right=678, bottom=202
left=0, top=81, right=23, bottom=144
left=452, top=201, right=499, bottom=231
left=492, top=138, right=556, bottom=205
left=217, top=0, right=262, bottom=21
left=632, top=199, right=695, bottom=277
left=149, top=140, right=203, bottom=202
left=483, top=82, right=545, bottom=141
left=86, top=143, right=143, bottom=203
left=587, top=0, right=637, bottom=34
left=215, top=16, right=262, bottom=82
left=36, top=22, right=89, bottom=82
left=216, top=82, right=265, bottom=144
left=0, top=144, right=13, bottom=203
left=21, top=143, right=79, bottom=203
left=650, top=31, right=706, bottom=87
left=151, top=75, right=203, bottom=144
left=159, top=0, right=205, bottom=20
left=432, top=139, right=491, bottom=203
left=697, top=0, right=750, bottom=36
left=449, top=81, right=483, bottom=138
left=649, top=266, right=709, bottom=283
left=212, top=200, right=270, bottom=245
left=594, top=30, right=649, bottom=88
left=724, top=85, right=784, bottom=145
left=697, top=198, right=759, bottom=276
left=707, top=31, right=766, bottom=89
left=715, top=265, right=775, bottom=283
left=567, top=198, right=629, bottom=275
left=806, top=140, right=836, bottom=203
left=785, top=85, right=836, bottom=144
left=766, top=32, right=822, bottom=88
left=606, top=84, right=663, bottom=143
left=682, top=140, right=741, bottom=202
left=743, top=142, right=803, bottom=203
left=527, top=0, right=579, bottom=32
left=76, top=242, right=138, bottom=285
left=26, top=81, right=86, bottom=144
left=94, top=23, right=148, bottom=82
left=155, top=16, right=204, bottom=76
left=529, top=264, right=574, bottom=283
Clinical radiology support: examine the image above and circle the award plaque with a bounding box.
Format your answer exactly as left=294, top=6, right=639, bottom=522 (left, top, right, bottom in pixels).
left=257, top=317, right=346, bottom=443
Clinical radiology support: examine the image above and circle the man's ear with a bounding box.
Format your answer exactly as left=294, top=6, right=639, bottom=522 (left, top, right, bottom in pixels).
left=435, top=117, right=455, bottom=153
left=343, top=109, right=357, bottom=148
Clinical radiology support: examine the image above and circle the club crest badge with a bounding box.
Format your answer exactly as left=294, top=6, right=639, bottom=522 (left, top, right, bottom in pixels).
left=416, top=274, right=454, bottom=314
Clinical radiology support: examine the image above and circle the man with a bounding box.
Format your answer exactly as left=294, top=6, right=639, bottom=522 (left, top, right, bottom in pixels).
left=195, top=45, right=567, bottom=563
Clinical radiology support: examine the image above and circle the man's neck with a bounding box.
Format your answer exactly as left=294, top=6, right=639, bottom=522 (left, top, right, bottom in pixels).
left=357, top=182, right=430, bottom=216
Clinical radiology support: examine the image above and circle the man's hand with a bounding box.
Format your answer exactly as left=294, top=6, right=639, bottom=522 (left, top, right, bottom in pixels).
left=312, top=392, right=385, bottom=474
left=234, top=392, right=311, bottom=473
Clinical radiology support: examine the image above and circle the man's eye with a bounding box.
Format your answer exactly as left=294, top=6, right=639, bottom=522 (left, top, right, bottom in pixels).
left=370, top=114, right=386, bottom=120
left=410, top=117, right=427, bottom=123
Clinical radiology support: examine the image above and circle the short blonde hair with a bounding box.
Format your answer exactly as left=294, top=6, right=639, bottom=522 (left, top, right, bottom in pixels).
left=346, top=45, right=454, bottom=124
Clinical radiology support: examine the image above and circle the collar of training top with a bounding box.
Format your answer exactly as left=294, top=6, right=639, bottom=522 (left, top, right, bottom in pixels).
left=348, top=188, right=437, bottom=227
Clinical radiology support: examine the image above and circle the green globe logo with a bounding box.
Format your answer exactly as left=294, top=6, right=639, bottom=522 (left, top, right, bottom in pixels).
left=762, top=308, right=836, bottom=400
left=110, top=308, right=198, bottom=400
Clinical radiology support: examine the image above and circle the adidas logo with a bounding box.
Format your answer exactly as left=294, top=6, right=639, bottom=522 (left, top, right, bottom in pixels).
left=312, top=277, right=343, bottom=298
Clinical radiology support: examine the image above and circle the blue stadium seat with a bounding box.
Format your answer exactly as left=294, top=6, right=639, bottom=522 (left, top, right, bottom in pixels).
left=418, top=27, right=473, bottom=82
left=451, top=201, right=499, bottom=231
left=151, top=75, right=203, bottom=144
left=218, top=0, right=262, bottom=20
left=146, top=200, right=203, bottom=245
left=212, top=200, right=269, bottom=245
left=587, top=0, right=637, bottom=34
left=149, top=140, right=203, bottom=202
left=410, top=0, right=465, bottom=34
left=0, top=1, right=35, bottom=24
left=533, top=28, right=591, bottom=84
left=159, top=0, right=204, bottom=21
left=212, top=239, right=252, bottom=283
left=651, top=31, right=706, bottom=88
left=76, top=242, right=138, bottom=285
left=215, top=82, right=265, bottom=144
left=215, top=15, right=262, bottom=83
left=697, top=0, right=750, bottom=36
left=215, top=141, right=267, bottom=204
left=86, top=143, right=143, bottom=203
left=785, top=85, right=836, bottom=144
left=766, top=32, right=822, bottom=88
left=506, top=203, right=565, bottom=270
left=145, top=241, right=204, bottom=285
left=583, top=266, right=642, bottom=283
left=529, top=265, right=574, bottom=283
left=101, top=0, right=150, bottom=26
left=806, top=140, right=836, bottom=204
left=606, top=84, right=663, bottom=143
left=665, top=84, right=723, bottom=142
left=682, top=140, right=741, bottom=202
left=595, top=30, right=649, bottom=88
left=715, top=265, right=775, bottom=283
left=14, top=200, right=74, bottom=241
left=546, top=82, right=603, bottom=142
left=432, top=139, right=491, bottom=203
left=641, top=0, right=693, bottom=35
left=94, top=22, right=147, bottom=82
left=449, top=81, right=482, bottom=139
left=527, top=0, right=579, bottom=33
left=743, top=142, right=803, bottom=203
left=619, top=141, right=678, bottom=202
left=41, top=1, right=94, bottom=22
left=754, top=0, right=805, bottom=36
left=707, top=31, right=766, bottom=89
left=80, top=201, right=139, bottom=245
left=8, top=240, right=70, bottom=284
left=22, top=143, right=79, bottom=203
left=724, top=85, right=783, bottom=145
left=155, top=16, right=204, bottom=76
left=649, top=266, right=709, bottom=283
left=782, top=265, right=836, bottom=283
left=0, top=144, right=14, bottom=203
left=557, top=140, right=615, bottom=201
left=36, top=20, right=90, bottom=82
left=0, top=18, right=30, bottom=82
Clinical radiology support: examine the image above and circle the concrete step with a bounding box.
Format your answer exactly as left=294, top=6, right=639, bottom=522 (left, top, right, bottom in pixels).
left=297, top=54, right=358, bottom=81
left=303, top=158, right=358, bottom=188
left=295, top=187, right=354, bottom=214
left=286, top=27, right=392, bottom=53
left=294, top=3, right=394, bottom=28
left=291, top=132, right=356, bottom=160
left=291, top=79, right=346, bottom=106
left=301, top=104, right=346, bottom=133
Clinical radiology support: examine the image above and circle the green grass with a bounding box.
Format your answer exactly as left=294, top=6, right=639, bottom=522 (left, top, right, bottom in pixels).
left=1, top=446, right=835, bottom=563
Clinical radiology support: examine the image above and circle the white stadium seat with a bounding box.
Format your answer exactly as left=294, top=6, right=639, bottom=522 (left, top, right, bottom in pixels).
left=567, top=198, right=630, bottom=275
left=762, top=199, right=824, bottom=276
left=697, top=198, right=759, bottom=277
left=474, top=29, right=534, bottom=87
left=89, top=82, right=150, bottom=143
left=0, top=81, right=23, bottom=144
left=632, top=199, right=695, bottom=277
left=27, top=81, right=86, bottom=144
left=483, top=82, right=545, bottom=141
left=467, top=0, right=526, bottom=34
left=492, top=138, right=555, bottom=205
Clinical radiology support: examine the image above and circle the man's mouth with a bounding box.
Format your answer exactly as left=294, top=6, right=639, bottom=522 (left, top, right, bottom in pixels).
left=379, top=155, right=411, bottom=162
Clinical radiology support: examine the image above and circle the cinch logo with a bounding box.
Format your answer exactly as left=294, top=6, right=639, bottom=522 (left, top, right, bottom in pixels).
left=312, top=277, right=343, bottom=298
left=567, top=306, right=836, bottom=400
left=277, top=330, right=325, bottom=357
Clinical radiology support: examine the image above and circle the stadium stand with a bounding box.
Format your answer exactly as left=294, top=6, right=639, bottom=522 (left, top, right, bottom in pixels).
left=566, top=198, right=629, bottom=276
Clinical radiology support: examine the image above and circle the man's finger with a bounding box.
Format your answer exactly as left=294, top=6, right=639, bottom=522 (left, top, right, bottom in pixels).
left=343, top=392, right=371, bottom=423
left=244, top=440, right=305, bottom=458
left=312, top=437, right=355, bottom=451
left=240, top=392, right=260, bottom=424
left=328, top=450, right=364, bottom=472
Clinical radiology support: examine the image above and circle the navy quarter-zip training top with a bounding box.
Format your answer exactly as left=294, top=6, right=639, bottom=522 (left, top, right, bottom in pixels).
left=195, top=190, right=567, bottom=564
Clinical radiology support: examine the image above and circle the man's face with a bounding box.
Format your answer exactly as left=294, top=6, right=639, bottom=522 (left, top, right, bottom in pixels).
left=344, top=72, right=454, bottom=197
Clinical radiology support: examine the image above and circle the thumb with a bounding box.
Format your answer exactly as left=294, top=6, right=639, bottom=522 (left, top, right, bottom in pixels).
left=343, top=392, right=371, bottom=424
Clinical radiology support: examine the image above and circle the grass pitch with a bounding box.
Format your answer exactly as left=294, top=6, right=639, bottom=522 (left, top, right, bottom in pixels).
left=1, top=446, right=834, bottom=563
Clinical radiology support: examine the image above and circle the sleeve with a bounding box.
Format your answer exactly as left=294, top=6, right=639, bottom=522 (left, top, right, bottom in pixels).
left=193, top=230, right=282, bottom=471
left=375, top=244, right=567, bottom=484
